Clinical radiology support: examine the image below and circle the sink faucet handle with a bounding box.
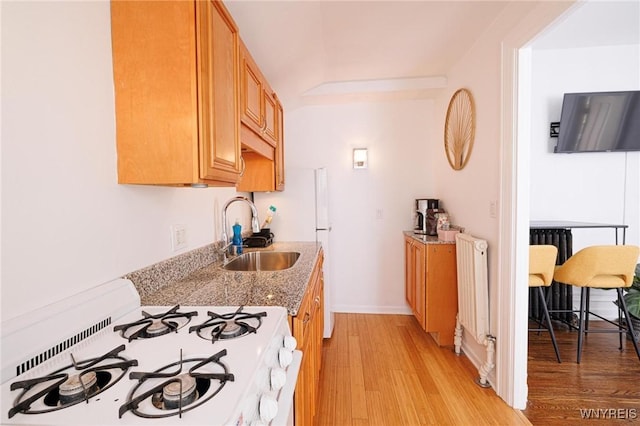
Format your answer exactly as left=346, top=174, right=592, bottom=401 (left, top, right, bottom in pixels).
left=220, top=240, right=233, bottom=253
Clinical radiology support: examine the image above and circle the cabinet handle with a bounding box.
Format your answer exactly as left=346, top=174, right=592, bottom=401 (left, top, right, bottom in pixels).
left=314, top=296, right=320, bottom=306
left=302, top=312, right=311, bottom=324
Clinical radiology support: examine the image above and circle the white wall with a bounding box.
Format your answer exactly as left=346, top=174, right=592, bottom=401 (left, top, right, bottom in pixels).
left=431, top=17, right=505, bottom=393
left=1, top=1, right=251, bottom=321
left=430, top=0, right=573, bottom=408
left=530, top=44, right=640, bottom=317
left=283, top=100, right=437, bottom=313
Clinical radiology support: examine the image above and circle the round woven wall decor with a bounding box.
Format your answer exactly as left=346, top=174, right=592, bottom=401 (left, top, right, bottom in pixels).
left=444, top=88, right=476, bottom=170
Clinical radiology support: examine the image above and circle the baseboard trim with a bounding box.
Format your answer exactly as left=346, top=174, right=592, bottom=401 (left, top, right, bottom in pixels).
left=331, top=305, right=413, bottom=315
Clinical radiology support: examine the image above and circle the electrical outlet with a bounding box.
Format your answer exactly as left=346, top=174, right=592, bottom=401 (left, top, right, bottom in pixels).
left=171, top=224, right=187, bottom=251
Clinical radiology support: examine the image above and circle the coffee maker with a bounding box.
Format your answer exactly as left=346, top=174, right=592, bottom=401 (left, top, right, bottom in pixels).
left=414, top=198, right=439, bottom=235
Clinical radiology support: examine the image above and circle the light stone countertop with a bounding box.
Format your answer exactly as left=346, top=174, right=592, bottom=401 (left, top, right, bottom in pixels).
left=404, top=231, right=457, bottom=245
left=137, top=242, right=322, bottom=317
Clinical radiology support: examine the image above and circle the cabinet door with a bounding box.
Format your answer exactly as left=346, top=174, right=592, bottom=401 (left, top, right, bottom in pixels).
left=293, top=289, right=313, bottom=426
left=240, top=41, right=263, bottom=132
left=404, top=236, right=426, bottom=329
left=404, top=237, right=416, bottom=310
left=111, top=1, right=200, bottom=185
left=312, top=254, right=324, bottom=398
left=263, top=89, right=278, bottom=145
left=413, top=242, right=426, bottom=329
left=197, top=0, right=241, bottom=183
left=424, top=244, right=457, bottom=345
left=274, top=100, right=285, bottom=191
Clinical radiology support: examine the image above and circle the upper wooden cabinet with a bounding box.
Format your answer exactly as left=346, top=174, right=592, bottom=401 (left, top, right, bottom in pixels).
left=236, top=40, right=285, bottom=192
left=111, top=0, right=241, bottom=186
left=239, top=41, right=277, bottom=147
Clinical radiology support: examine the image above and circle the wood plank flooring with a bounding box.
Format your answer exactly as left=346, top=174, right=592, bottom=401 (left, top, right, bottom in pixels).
left=525, top=320, right=640, bottom=425
left=314, top=313, right=530, bottom=426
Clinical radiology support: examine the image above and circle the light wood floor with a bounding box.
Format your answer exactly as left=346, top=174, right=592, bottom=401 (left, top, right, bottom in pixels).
left=314, top=313, right=531, bottom=425
left=525, top=320, right=640, bottom=425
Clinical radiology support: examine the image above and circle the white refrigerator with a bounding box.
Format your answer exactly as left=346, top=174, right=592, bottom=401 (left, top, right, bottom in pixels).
left=253, top=167, right=335, bottom=338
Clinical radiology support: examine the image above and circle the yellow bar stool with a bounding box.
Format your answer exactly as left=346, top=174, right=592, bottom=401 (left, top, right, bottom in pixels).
left=554, top=245, right=640, bottom=363
left=529, top=245, right=561, bottom=363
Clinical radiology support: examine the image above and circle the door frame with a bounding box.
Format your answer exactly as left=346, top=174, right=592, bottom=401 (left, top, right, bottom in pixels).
left=496, top=1, right=577, bottom=409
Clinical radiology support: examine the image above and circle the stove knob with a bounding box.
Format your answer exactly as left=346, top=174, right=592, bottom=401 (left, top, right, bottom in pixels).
left=259, top=394, right=278, bottom=422
left=283, top=335, right=297, bottom=350
left=278, top=347, right=293, bottom=368
left=270, top=367, right=287, bottom=391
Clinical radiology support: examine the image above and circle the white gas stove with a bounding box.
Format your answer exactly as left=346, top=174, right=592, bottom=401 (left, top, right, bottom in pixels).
left=1, top=279, right=301, bottom=425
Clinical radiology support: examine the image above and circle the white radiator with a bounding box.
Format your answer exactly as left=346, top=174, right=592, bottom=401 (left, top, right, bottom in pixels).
left=453, top=233, right=495, bottom=388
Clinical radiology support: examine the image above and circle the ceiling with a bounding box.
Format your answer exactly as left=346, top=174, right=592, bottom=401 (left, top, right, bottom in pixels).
left=531, top=0, right=639, bottom=50
left=224, top=0, right=640, bottom=108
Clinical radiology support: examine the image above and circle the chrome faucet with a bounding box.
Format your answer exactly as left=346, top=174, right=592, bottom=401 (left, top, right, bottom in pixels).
left=220, top=196, right=260, bottom=255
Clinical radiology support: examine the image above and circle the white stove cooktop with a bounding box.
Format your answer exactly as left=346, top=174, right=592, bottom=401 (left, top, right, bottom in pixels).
left=1, top=279, right=299, bottom=426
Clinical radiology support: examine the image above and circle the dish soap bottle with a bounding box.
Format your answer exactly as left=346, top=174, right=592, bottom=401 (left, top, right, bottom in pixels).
left=232, top=220, right=243, bottom=254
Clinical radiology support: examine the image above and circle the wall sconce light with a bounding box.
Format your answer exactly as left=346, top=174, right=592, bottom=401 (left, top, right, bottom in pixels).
left=353, top=148, right=368, bottom=169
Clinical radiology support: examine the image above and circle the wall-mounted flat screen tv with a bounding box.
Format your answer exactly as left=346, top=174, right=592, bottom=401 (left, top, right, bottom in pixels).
left=555, top=90, right=640, bottom=153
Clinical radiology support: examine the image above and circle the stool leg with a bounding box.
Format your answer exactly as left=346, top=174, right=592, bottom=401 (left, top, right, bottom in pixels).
left=617, top=293, right=623, bottom=350
left=617, top=288, right=640, bottom=361
left=577, top=287, right=587, bottom=364
left=538, top=287, right=561, bottom=363
left=585, top=287, right=591, bottom=332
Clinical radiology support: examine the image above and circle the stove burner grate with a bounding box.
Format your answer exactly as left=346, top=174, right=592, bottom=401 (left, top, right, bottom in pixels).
left=189, top=306, right=267, bottom=343
left=113, top=305, right=198, bottom=341
left=7, top=345, right=137, bottom=418
left=119, top=349, right=234, bottom=419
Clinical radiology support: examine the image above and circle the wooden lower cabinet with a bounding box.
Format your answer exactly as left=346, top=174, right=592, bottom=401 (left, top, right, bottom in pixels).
left=290, top=249, right=324, bottom=426
left=404, top=234, right=458, bottom=346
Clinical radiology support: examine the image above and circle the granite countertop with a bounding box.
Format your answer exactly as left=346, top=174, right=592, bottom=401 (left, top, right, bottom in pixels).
left=403, top=231, right=456, bottom=244
left=138, top=242, right=322, bottom=317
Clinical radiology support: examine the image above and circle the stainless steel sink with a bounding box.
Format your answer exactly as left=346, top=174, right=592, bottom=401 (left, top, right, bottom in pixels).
left=222, top=251, right=300, bottom=271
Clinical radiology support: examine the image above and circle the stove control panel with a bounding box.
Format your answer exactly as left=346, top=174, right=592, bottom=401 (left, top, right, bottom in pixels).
left=240, top=330, right=299, bottom=425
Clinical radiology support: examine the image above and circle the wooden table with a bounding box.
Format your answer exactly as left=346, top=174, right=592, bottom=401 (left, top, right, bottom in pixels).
left=530, top=220, right=628, bottom=244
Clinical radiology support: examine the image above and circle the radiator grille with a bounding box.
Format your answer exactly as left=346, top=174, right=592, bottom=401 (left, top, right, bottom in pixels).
left=529, top=228, right=573, bottom=323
